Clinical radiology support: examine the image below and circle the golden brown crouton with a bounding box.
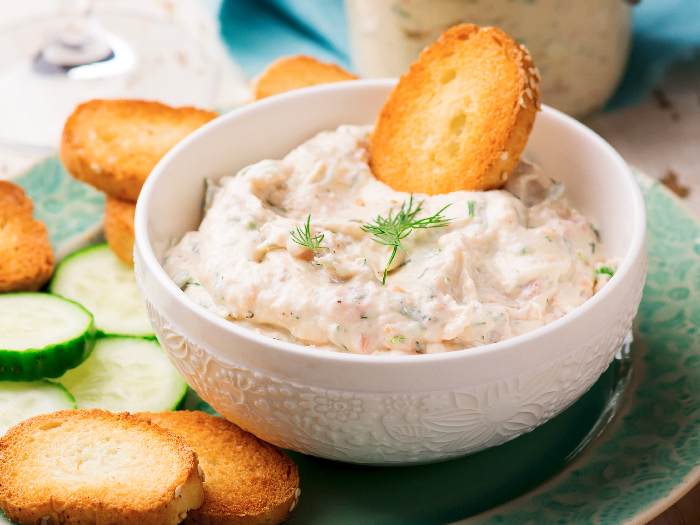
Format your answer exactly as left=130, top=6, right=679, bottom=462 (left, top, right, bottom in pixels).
left=60, top=100, right=219, bottom=202
left=104, top=195, right=136, bottom=267
left=0, top=181, right=54, bottom=292
left=141, top=410, right=300, bottom=525
left=369, top=24, right=540, bottom=195
left=251, top=55, right=358, bottom=101
left=0, top=409, right=204, bottom=525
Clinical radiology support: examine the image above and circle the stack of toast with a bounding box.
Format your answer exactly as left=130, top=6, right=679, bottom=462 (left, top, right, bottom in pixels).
left=59, top=100, right=219, bottom=267
left=0, top=409, right=299, bottom=525
left=58, top=55, right=358, bottom=268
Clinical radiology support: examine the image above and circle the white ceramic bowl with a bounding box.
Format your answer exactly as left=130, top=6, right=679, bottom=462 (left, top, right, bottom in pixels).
left=134, top=79, right=647, bottom=465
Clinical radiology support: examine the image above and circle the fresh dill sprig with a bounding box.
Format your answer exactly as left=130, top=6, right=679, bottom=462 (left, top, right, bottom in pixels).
left=291, top=215, right=327, bottom=254
left=361, top=195, right=452, bottom=284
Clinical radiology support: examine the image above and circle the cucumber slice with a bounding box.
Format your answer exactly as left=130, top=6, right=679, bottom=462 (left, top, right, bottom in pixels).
left=49, top=243, right=155, bottom=338
left=0, top=293, right=95, bottom=381
left=0, top=380, right=76, bottom=436
left=57, top=337, right=188, bottom=412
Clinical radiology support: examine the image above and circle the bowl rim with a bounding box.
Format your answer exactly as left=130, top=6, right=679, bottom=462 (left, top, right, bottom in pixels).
left=135, top=78, right=647, bottom=366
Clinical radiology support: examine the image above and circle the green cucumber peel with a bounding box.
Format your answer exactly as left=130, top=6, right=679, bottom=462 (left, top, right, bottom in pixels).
left=0, top=293, right=96, bottom=381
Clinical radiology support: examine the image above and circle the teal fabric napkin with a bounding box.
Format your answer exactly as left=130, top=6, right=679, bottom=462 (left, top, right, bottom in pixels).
left=218, top=0, right=700, bottom=110
left=608, top=0, right=700, bottom=109
left=218, top=0, right=351, bottom=77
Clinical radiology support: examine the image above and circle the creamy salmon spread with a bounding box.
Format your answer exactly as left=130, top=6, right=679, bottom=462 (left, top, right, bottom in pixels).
left=164, top=125, right=615, bottom=355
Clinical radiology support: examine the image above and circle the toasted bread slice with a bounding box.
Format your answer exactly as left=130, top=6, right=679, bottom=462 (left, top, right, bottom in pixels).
left=251, top=55, right=358, bottom=101
left=369, top=24, right=540, bottom=195
left=60, top=100, right=219, bottom=202
left=0, top=409, right=204, bottom=525
left=104, top=195, right=136, bottom=267
left=0, top=181, right=54, bottom=292
left=141, top=410, right=300, bottom=525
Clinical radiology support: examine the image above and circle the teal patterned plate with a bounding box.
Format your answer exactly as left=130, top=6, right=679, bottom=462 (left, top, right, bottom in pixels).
left=3, top=165, right=699, bottom=525
left=13, top=156, right=105, bottom=260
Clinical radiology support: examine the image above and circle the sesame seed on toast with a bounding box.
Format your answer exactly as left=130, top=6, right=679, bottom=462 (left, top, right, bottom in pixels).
left=0, top=409, right=204, bottom=525
left=251, top=55, right=358, bottom=101
left=104, top=195, right=136, bottom=267
left=369, top=24, right=540, bottom=195
left=140, top=410, right=300, bottom=525
left=0, top=181, right=54, bottom=292
left=59, top=99, right=218, bottom=203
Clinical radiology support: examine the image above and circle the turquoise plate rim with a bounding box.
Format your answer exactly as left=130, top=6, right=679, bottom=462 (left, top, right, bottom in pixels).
left=9, top=160, right=700, bottom=525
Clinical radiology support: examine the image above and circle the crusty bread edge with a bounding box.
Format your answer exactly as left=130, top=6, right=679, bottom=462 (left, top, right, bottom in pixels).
left=0, top=181, right=55, bottom=292
left=137, top=410, right=301, bottom=525
left=250, top=54, right=358, bottom=101
left=104, top=196, right=136, bottom=267
left=184, top=487, right=301, bottom=525
left=479, top=31, right=541, bottom=190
